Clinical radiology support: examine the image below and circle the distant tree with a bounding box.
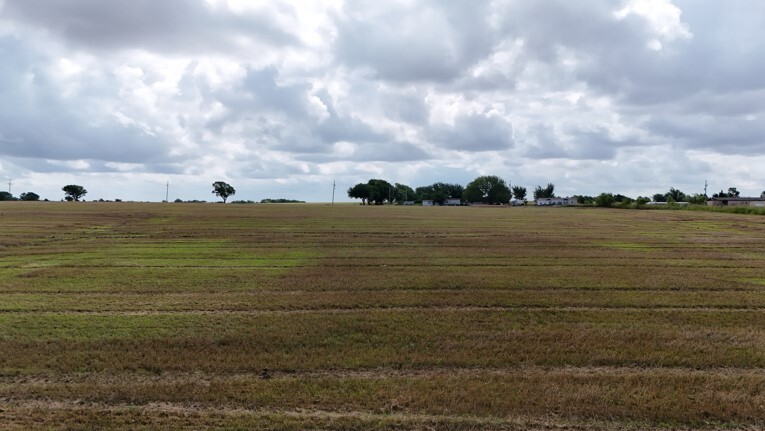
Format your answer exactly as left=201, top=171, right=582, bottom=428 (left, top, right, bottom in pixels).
left=687, top=193, right=708, bottom=205
left=20, top=192, right=40, bottom=201
left=393, top=183, right=415, bottom=203
left=366, top=179, right=394, bottom=204
left=761, top=191, right=765, bottom=199
left=348, top=183, right=371, bottom=205
left=511, top=185, right=527, bottom=201
left=463, top=175, right=511, bottom=204
left=635, top=196, right=650, bottom=206
left=416, top=182, right=463, bottom=205
left=576, top=195, right=594, bottom=205
left=260, top=198, right=305, bottom=204
left=62, top=185, right=87, bottom=201
left=212, top=181, right=236, bottom=203
left=0, top=191, right=15, bottom=201
left=594, top=193, right=615, bottom=207
left=665, top=187, right=687, bottom=202
left=533, top=183, right=555, bottom=200
left=652, top=193, right=667, bottom=203
left=714, top=187, right=741, bottom=198
left=348, top=179, right=394, bottom=205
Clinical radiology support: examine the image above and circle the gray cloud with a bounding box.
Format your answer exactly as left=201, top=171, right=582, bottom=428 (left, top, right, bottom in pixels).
left=0, top=37, right=176, bottom=165
left=429, top=114, right=514, bottom=152
left=334, top=1, right=495, bottom=82
left=2, top=0, right=300, bottom=53
left=1, top=1, right=765, bottom=201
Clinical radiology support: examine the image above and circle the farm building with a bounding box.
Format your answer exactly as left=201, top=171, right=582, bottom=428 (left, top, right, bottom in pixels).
left=707, top=197, right=765, bottom=207
left=422, top=199, right=461, bottom=206
left=536, top=197, right=578, bottom=206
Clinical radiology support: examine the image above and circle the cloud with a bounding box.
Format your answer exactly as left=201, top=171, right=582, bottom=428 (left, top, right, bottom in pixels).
left=2, top=0, right=300, bottom=53
left=0, top=36, right=177, bottom=165
left=334, top=0, right=495, bottom=82
left=429, top=114, right=514, bottom=152
left=1, top=0, right=765, bottom=201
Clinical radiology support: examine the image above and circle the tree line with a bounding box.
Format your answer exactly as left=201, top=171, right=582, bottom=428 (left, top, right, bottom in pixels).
left=577, top=186, right=764, bottom=208
left=347, top=176, right=561, bottom=205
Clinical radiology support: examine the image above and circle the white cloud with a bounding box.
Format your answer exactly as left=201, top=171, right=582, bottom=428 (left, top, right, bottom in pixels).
left=0, top=0, right=764, bottom=202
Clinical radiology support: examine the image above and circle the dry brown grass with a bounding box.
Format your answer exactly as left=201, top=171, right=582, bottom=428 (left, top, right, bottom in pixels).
left=1, top=202, right=765, bottom=429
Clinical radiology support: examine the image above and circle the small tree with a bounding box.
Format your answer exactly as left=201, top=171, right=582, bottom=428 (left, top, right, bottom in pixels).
left=594, top=193, right=615, bottom=207
left=665, top=187, right=686, bottom=202
left=62, top=185, right=87, bottom=201
left=511, top=185, right=527, bottom=201
left=0, top=191, right=15, bottom=201
left=20, top=192, right=40, bottom=201
left=687, top=193, right=708, bottom=205
left=635, top=196, right=650, bottom=206
left=212, top=181, right=236, bottom=203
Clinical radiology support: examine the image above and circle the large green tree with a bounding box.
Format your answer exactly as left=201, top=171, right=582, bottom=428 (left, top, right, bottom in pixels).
left=366, top=179, right=394, bottom=205
left=533, top=183, right=555, bottom=200
left=62, top=185, right=87, bottom=201
left=20, top=192, right=40, bottom=201
left=348, top=179, right=394, bottom=205
left=212, top=181, right=236, bottom=203
left=347, top=183, right=371, bottom=205
left=393, top=183, right=415, bottom=203
left=463, top=175, right=511, bottom=204
left=416, top=182, right=463, bottom=205
left=511, top=185, right=527, bottom=201
left=0, top=191, right=15, bottom=201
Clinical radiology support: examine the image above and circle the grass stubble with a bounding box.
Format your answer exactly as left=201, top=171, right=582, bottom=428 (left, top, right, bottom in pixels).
left=1, top=202, right=765, bottom=430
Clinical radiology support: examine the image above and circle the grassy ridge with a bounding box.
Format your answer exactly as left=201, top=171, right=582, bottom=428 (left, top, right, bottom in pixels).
left=1, top=202, right=765, bottom=429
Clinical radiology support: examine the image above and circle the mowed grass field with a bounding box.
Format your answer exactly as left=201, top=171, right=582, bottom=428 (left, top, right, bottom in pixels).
left=1, top=202, right=765, bottom=430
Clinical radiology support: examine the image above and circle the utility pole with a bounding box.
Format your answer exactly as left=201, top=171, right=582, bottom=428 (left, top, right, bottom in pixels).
left=704, top=180, right=708, bottom=196
left=7, top=179, right=12, bottom=194
left=331, top=180, right=336, bottom=205
left=165, top=181, right=170, bottom=202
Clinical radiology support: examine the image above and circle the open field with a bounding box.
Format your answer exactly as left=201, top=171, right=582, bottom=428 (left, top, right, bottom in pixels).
left=1, top=202, right=765, bottom=430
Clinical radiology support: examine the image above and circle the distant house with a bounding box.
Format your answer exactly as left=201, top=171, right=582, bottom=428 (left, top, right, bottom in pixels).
left=421, top=199, right=461, bottom=206
left=707, top=197, right=765, bottom=207
left=402, top=201, right=415, bottom=206
left=535, top=197, right=578, bottom=206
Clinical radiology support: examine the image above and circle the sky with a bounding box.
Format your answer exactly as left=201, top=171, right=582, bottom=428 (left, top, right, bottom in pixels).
left=1, top=0, right=764, bottom=202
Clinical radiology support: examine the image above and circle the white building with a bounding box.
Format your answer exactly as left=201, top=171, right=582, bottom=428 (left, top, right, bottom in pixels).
left=535, top=197, right=578, bottom=206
